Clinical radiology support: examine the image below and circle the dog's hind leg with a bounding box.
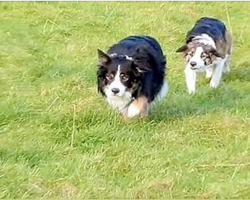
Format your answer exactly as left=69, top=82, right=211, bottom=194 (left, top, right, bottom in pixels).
left=210, top=58, right=226, bottom=88
left=223, top=31, right=232, bottom=73
left=223, top=54, right=231, bottom=73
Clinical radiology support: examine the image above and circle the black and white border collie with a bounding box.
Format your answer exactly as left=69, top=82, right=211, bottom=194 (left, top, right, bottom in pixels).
left=176, top=17, right=232, bottom=94
left=97, top=36, right=168, bottom=119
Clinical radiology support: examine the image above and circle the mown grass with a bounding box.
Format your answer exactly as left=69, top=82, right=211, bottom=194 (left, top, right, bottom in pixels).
left=1, top=1, right=250, bottom=199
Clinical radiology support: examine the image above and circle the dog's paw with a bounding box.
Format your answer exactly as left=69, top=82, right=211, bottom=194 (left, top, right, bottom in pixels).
left=127, top=103, right=141, bottom=118
left=210, top=81, right=219, bottom=88
left=188, top=89, right=196, bottom=94
left=223, top=66, right=230, bottom=73
left=206, top=72, right=213, bottom=79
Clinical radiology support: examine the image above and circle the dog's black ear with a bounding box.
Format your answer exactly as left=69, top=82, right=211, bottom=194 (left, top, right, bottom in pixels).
left=176, top=44, right=188, bottom=53
left=133, top=59, right=151, bottom=73
left=97, top=49, right=111, bottom=65
left=132, top=46, right=152, bottom=73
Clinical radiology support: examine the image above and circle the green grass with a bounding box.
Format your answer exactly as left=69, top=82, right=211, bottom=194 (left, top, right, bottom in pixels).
left=1, top=1, right=250, bottom=198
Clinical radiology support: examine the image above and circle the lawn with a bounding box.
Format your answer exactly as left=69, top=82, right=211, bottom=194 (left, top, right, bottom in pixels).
left=1, top=1, right=250, bottom=199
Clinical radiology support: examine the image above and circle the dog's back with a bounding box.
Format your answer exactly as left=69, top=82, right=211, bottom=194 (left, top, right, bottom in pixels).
left=107, top=36, right=166, bottom=69
left=186, top=17, right=232, bottom=57
left=186, top=17, right=227, bottom=43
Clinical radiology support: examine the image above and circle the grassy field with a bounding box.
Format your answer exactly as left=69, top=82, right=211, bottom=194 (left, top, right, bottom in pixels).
left=1, top=1, right=250, bottom=198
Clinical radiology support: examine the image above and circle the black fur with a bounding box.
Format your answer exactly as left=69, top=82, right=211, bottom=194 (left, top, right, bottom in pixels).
left=186, top=17, right=227, bottom=43
left=97, top=35, right=166, bottom=102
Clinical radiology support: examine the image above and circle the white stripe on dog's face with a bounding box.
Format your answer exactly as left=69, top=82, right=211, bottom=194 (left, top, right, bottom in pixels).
left=104, top=65, right=132, bottom=113
left=104, top=65, right=127, bottom=98
left=188, top=46, right=205, bottom=71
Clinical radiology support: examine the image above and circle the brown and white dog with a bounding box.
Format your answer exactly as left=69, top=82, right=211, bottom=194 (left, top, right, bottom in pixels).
left=176, top=17, right=232, bottom=94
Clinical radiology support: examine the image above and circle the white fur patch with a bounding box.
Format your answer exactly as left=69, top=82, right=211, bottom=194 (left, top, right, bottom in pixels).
left=104, top=65, right=126, bottom=98
left=153, top=79, right=168, bottom=103
left=109, top=53, right=117, bottom=57
left=194, top=34, right=216, bottom=49
left=184, top=66, right=197, bottom=94
left=147, top=79, right=168, bottom=110
left=188, top=46, right=205, bottom=71
left=109, top=53, right=133, bottom=61
left=210, top=57, right=226, bottom=88
left=127, top=103, right=141, bottom=118
left=205, top=66, right=213, bottom=79
left=104, top=65, right=133, bottom=113
left=124, top=55, right=133, bottom=61
left=106, top=92, right=132, bottom=114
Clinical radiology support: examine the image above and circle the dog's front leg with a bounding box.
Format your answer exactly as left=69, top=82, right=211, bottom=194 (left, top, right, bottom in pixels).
left=205, top=65, right=214, bottom=79
left=210, top=58, right=226, bottom=88
left=126, top=96, right=149, bottom=119
left=184, top=66, right=196, bottom=94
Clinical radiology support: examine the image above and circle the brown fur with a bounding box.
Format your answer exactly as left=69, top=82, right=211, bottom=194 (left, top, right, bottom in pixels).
left=129, top=82, right=140, bottom=95
left=123, top=96, right=149, bottom=120
left=214, top=31, right=232, bottom=58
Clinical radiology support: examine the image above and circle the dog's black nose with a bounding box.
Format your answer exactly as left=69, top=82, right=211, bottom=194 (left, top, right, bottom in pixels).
left=190, top=61, right=197, bottom=67
left=111, top=88, right=120, bottom=94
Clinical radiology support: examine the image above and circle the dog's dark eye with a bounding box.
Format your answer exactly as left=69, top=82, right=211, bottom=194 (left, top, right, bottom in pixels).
left=201, top=53, right=208, bottom=59
left=120, top=73, right=129, bottom=81
left=186, top=55, right=191, bottom=62
left=187, top=51, right=194, bottom=56
left=106, top=74, right=114, bottom=81
left=186, top=51, right=193, bottom=61
left=205, top=57, right=212, bottom=65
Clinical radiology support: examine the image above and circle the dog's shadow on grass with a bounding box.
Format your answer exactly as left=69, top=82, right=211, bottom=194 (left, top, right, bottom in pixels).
left=150, top=62, right=250, bottom=122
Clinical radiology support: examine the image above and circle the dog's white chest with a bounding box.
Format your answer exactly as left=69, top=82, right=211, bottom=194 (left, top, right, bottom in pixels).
left=106, top=92, right=132, bottom=114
